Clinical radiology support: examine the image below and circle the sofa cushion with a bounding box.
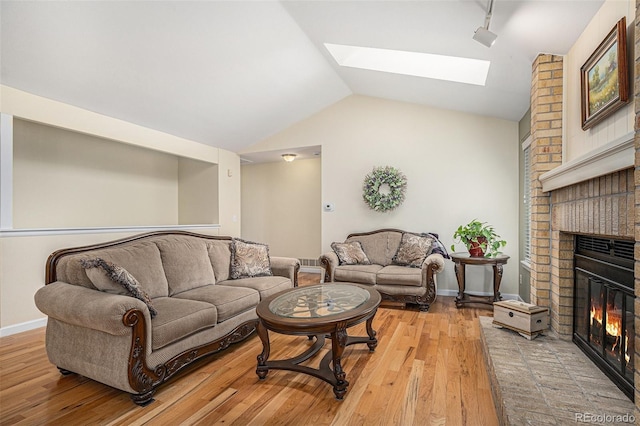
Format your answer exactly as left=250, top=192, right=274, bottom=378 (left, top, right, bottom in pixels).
left=154, top=236, right=216, bottom=296
left=334, top=264, right=383, bottom=285
left=346, top=231, right=402, bottom=266
left=331, top=241, right=370, bottom=265
left=207, top=240, right=232, bottom=282
left=230, top=238, right=272, bottom=279
left=392, top=233, right=435, bottom=268
left=173, top=285, right=260, bottom=322
left=81, top=258, right=158, bottom=318
left=59, top=241, right=170, bottom=298
left=377, top=265, right=423, bottom=287
left=150, top=297, right=218, bottom=350
left=218, top=276, right=292, bottom=300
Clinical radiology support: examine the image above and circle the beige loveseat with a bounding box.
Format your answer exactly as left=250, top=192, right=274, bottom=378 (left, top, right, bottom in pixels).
left=34, top=231, right=299, bottom=405
left=319, top=229, right=446, bottom=311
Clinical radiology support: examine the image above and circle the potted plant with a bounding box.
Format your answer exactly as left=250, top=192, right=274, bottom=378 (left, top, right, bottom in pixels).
left=450, top=219, right=506, bottom=257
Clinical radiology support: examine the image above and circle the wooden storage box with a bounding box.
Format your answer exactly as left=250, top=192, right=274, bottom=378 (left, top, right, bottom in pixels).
left=493, top=300, right=548, bottom=340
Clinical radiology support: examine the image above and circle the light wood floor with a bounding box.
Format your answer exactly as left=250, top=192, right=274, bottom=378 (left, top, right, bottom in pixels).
left=0, top=273, right=498, bottom=425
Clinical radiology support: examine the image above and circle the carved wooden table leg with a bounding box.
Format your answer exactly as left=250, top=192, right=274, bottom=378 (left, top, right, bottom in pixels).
left=454, top=260, right=466, bottom=308
left=330, top=327, right=349, bottom=400
left=256, top=320, right=270, bottom=380
left=365, top=312, right=378, bottom=351
left=492, top=263, right=504, bottom=302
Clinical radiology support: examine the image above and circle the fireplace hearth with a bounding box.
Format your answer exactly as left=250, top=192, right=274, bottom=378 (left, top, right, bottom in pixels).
left=573, top=235, right=634, bottom=400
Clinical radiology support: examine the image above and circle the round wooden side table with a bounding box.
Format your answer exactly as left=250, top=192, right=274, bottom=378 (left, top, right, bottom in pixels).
left=450, top=252, right=510, bottom=308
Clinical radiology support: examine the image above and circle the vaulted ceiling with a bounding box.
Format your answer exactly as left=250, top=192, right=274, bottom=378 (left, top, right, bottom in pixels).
left=0, top=1, right=604, bottom=155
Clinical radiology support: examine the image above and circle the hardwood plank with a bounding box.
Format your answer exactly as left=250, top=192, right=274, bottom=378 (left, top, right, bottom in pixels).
left=400, top=359, right=424, bottom=426
left=0, top=273, right=498, bottom=425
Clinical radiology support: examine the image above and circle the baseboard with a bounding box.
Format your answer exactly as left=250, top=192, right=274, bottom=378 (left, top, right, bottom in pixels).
left=300, top=266, right=323, bottom=274
left=0, top=317, right=47, bottom=337
left=436, top=289, right=521, bottom=301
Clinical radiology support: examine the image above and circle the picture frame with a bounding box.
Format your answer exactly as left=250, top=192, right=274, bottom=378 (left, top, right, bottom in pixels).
left=580, top=17, right=629, bottom=130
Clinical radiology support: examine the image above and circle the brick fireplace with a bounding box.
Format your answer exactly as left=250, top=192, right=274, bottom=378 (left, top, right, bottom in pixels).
left=542, top=169, right=635, bottom=338
left=548, top=170, right=635, bottom=398
left=527, top=51, right=639, bottom=414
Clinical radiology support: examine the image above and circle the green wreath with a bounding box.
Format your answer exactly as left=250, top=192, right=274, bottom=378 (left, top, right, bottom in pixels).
left=362, top=166, right=407, bottom=212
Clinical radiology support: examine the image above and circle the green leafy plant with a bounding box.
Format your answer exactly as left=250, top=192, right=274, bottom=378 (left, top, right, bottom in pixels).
left=450, top=219, right=506, bottom=257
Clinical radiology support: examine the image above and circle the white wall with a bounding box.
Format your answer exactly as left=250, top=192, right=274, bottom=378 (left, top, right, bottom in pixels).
left=243, top=95, right=520, bottom=295
left=14, top=119, right=180, bottom=228
left=179, top=158, right=219, bottom=225
left=563, top=0, right=635, bottom=162
left=241, top=158, right=321, bottom=259
left=0, top=85, right=218, bottom=163
left=217, top=149, right=241, bottom=238
left=0, top=88, right=241, bottom=333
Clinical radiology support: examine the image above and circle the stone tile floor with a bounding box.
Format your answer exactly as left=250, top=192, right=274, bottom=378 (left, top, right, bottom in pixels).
left=479, top=316, right=636, bottom=425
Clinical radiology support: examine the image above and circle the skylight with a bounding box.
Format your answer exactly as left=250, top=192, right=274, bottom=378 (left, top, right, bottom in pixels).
left=324, top=43, right=490, bottom=86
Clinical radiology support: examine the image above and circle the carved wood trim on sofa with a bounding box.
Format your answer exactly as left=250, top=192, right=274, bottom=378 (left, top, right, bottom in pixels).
left=123, top=308, right=257, bottom=406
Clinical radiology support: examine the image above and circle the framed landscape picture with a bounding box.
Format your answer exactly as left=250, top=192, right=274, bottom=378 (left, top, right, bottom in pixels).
left=580, top=17, right=629, bottom=130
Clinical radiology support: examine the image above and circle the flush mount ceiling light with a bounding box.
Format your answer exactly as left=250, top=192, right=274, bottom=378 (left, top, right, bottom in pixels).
left=281, top=153, right=297, bottom=162
left=473, top=0, right=498, bottom=47
left=324, top=43, right=490, bottom=86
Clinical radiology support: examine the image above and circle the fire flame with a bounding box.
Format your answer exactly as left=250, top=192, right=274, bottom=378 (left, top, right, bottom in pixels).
left=626, top=336, right=630, bottom=364
left=589, top=292, right=634, bottom=371
left=590, top=302, right=622, bottom=337
left=590, top=304, right=602, bottom=327
left=590, top=300, right=629, bottom=360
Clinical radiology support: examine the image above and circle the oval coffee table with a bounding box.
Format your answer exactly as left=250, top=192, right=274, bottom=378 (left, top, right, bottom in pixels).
left=255, top=283, right=381, bottom=400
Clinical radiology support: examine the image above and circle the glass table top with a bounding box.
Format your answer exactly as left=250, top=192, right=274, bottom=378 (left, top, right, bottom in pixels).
left=269, top=284, right=370, bottom=318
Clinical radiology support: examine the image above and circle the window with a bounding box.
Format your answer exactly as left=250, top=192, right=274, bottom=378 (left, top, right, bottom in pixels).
left=522, top=136, right=532, bottom=263
left=324, top=43, right=490, bottom=86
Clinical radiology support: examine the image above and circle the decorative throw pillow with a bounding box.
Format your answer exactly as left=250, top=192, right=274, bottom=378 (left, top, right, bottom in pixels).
left=331, top=241, right=371, bottom=265
left=230, top=238, right=273, bottom=279
left=80, top=258, right=158, bottom=318
left=424, top=232, right=450, bottom=259
left=392, top=233, right=435, bottom=268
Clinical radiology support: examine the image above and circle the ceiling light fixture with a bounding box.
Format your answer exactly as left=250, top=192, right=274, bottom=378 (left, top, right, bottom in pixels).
left=281, top=153, right=297, bottom=162
left=473, top=0, right=498, bottom=48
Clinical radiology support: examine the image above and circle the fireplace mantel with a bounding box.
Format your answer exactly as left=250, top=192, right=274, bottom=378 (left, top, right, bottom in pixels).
left=539, top=132, right=634, bottom=192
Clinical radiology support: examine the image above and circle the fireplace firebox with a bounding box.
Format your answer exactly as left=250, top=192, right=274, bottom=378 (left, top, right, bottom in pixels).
left=573, top=235, right=634, bottom=400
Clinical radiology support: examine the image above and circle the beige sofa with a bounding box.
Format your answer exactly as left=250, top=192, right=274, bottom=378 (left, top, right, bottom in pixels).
left=319, top=229, right=446, bottom=311
left=34, top=231, right=299, bottom=405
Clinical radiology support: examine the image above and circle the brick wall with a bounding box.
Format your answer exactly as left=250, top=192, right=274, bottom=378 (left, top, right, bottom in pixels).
left=548, top=169, right=634, bottom=336
left=529, top=54, right=564, bottom=308
left=551, top=171, right=635, bottom=238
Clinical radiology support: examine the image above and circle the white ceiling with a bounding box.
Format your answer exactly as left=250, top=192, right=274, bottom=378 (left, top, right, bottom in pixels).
left=0, top=0, right=604, bottom=159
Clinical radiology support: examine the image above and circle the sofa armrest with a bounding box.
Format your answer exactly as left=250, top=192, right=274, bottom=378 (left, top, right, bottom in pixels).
left=418, top=253, right=445, bottom=304
left=270, top=257, right=300, bottom=287
left=34, top=281, right=152, bottom=336
left=319, top=251, right=339, bottom=283
left=423, top=253, right=445, bottom=273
